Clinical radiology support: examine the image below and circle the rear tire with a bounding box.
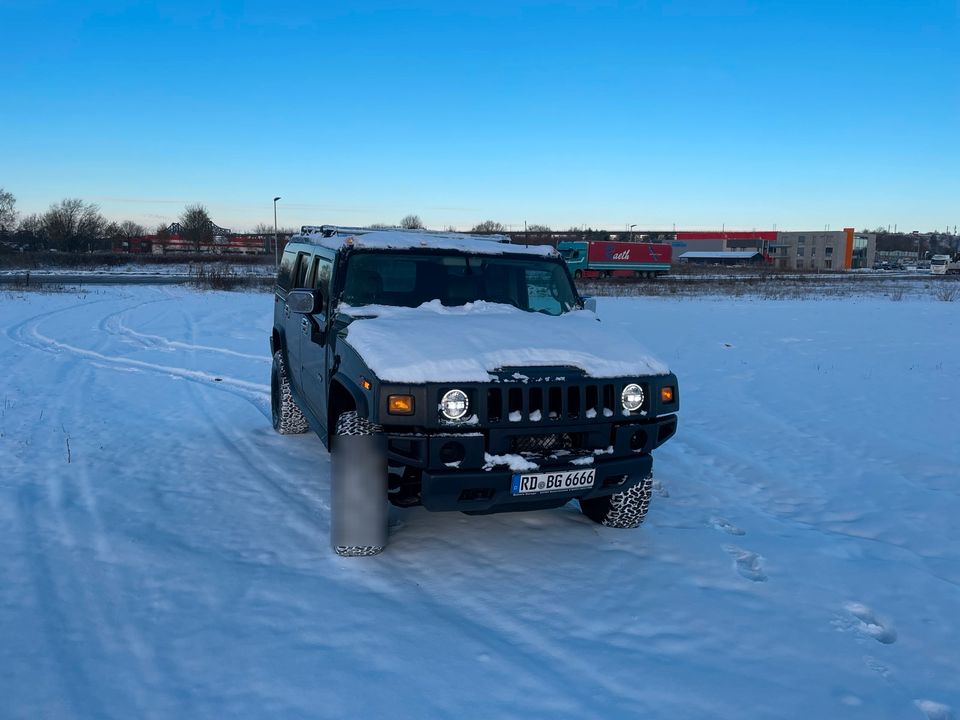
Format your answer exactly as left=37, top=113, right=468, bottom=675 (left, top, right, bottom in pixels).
left=332, top=411, right=387, bottom=557
left=579, top=473, right=653, bottom=528
left=271, top=351, right=308, bottom=434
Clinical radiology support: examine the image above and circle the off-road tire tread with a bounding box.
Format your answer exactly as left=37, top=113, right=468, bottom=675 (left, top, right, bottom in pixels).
left=272, top=351, right=309, bottom=434
left=335, top=410, right=382, bottom=437
left=334, top=545, right=384, bottom=557
left=580, top=473, right=653, bottom=528
left=332, top=411, right=386, bottom=557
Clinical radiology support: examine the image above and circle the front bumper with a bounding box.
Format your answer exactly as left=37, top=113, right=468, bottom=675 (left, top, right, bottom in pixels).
left=420, top=453, right=653, bottom=513
left=384, top=414, right=676, bottom=514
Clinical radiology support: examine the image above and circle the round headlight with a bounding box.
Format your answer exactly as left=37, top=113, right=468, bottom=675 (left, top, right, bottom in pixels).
left=621, top=383, right=645, bottom=412
left=439, top=389, right=469, bottom=420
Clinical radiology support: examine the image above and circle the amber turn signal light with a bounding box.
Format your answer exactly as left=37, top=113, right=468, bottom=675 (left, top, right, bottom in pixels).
left=388, top=395, right=415, bottom=415
left=660, top=386, right=675, bottom=403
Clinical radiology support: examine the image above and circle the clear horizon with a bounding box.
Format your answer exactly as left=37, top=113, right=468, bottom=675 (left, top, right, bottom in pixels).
left=2, top=1, right=957, bottom=234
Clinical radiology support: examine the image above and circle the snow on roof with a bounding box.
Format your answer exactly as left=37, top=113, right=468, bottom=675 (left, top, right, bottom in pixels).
left=339, top=300, right=670, bottom=383
left=679, top=251, right=762, bottom=259
left=296, top=226, right=557, bottom=257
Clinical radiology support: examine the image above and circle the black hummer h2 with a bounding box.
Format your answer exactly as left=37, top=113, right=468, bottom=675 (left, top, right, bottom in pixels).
left=270, top=225, right=679, bottom=556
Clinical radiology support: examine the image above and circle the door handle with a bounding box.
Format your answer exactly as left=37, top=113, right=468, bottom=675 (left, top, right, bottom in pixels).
left=301, top=317, right=310, bottom=334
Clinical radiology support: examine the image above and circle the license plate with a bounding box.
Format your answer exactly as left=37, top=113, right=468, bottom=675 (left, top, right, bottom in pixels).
left=511, top=468, right=596, bottom=495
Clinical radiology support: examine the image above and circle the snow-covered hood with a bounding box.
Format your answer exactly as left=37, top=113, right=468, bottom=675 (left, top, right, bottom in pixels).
left=338, top=300, right=670, bottom=383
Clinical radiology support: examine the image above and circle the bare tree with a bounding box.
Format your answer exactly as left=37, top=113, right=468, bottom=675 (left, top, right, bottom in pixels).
left=179, top=204, right=214, bottom=253
left=527, top=224, right=551, bottom=233
left=471, top=220, right=504, bottom=233
left=400, top=214, right=424, bottom=230
left=18, top=213, right=44, bottom=235
left=14, top=212, right=45, bottom=249
left=43, top=198, right=107, bottom=252
left=119, top=220, right=146, bottom=237
left=0, top=188, right=16, bottom=232
left=444, top=225, right=458, bottom=232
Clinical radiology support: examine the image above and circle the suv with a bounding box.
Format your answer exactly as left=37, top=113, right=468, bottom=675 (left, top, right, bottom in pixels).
left=270, top=226, right=679, bottom=556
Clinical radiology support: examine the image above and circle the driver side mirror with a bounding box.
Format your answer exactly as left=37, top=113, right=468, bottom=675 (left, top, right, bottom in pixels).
left=287, top=289, right=325, bottom=315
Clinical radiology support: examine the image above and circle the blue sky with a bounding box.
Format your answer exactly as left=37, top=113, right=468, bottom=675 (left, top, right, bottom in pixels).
left=1, top=0, right=957, bottom=233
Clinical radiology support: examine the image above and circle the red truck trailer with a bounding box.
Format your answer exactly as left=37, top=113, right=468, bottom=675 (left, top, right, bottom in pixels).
left=557, top=240, right=672, bottom=278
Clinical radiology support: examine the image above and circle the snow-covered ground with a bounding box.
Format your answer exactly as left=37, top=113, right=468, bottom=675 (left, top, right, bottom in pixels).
left=1, top=286, right=958, bottom=720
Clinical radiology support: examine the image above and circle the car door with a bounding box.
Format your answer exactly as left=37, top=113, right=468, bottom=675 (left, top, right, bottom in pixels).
left=284, top=251, right=311, bottom=389
left=301, top=254, right=333, bottom=429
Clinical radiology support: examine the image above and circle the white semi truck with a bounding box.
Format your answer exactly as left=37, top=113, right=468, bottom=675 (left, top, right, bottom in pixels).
left=930, top=254, right=960, bottom=275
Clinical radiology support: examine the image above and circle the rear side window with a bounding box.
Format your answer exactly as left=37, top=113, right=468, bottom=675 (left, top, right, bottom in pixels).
left=277, top=250, right=297, bottom=291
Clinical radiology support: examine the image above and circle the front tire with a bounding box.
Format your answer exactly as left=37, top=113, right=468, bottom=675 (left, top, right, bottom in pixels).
left=271, top=351, right=308, bottom=434
left=331, top=411, right=388, bottom=557
left=579, top=473, right=653, bottom=528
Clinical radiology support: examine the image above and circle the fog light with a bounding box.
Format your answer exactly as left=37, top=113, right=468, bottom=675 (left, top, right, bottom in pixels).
left=660, top=386, right=674, bottom=403
left=388, top=394, right=414, bottom=415
left=439, top=389, right=469, bottom=420
left=621, top=383, right=644, bottom=412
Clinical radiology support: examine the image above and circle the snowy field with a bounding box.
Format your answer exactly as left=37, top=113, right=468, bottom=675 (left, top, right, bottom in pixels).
left=1, top=286, right=958, bottom=720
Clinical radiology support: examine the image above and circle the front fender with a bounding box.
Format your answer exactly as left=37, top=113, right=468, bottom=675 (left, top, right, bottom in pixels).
left=330, top=372, right=370, bottom=420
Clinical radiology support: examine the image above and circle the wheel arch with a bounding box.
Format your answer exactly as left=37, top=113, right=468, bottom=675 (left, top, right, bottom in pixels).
left=328, top=375, right=369, bottom=441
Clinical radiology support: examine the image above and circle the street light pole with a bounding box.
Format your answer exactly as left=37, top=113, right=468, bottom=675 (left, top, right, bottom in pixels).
left=629, top=224, right=637, bottom=242
left=273, top=196, right=281, bottom=267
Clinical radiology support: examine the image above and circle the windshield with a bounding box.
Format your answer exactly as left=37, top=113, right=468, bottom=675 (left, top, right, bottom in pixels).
left=341, top=252, right=579, bottom=315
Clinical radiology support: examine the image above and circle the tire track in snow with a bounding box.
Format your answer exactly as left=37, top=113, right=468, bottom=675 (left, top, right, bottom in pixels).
left=11, top=290, right=327, bottom=540
left=96, top=293, right=268, bottom=362
left=174, top=295, right=332, bottom=546
left=54, top=361, right=169, bottom=717
left=6, top=290, right=324, bottom=711
left=8, top=299, right=272, bottom=421
left=12, top=331, right=161, bottom=717
left=184, top=364, right=331, bottom=538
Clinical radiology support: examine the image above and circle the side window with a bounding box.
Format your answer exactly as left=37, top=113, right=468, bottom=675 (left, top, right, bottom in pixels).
left=292, top=252, right=310, bottom=289
left=523, top=265, right=576, bottom=315
left=525, top=269, right=556, bottom=313
left=313, top=256, right=333, bottom=297
left=278, top=250, right=297, bottom=291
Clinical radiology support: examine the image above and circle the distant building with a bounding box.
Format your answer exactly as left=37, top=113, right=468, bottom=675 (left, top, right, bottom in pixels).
left=771, top=230, right=875, bottom=271
left=673, top=228, right=875, bottom=270
left=673, top=231, right=778, bottom=257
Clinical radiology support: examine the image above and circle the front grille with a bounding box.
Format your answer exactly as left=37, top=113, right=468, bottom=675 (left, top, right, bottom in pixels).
left=486, top=382, right=640, bottom=424
left=510, top=432, right=582, bottom=454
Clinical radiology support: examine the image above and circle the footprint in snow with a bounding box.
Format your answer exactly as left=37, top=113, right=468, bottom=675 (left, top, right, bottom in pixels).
left=915, top=700, right=954, bottom=720
left=723, top=545, right=767, bottom=582
left=846, top=602, right=897, bottom=645
left=710, top=517, right=745, bottom=536
left=653, top=480, right=670, bottom=498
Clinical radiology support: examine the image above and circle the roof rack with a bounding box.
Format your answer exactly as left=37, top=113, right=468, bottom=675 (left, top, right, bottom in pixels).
left=299, top=225, right=511, bottom=244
